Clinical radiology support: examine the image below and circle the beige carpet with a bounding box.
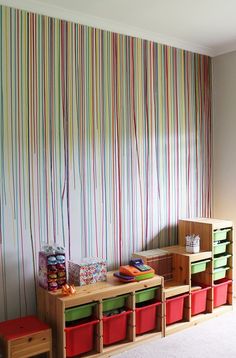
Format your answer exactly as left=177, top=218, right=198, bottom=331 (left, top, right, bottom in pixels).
left=114, top=310, right=236, bottom=358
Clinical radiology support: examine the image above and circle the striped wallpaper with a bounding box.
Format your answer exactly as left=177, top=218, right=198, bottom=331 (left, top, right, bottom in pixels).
left=0, top=5, right=212, bottom=320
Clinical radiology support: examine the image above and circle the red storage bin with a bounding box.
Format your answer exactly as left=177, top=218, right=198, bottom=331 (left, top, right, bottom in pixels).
left=65, top=318, right=99, bottom=357
left=191, top=286, right=211, bottom=316
left=103, top=310, right=132, bottom=345
left=136, top=301, right=162, bottom=335
left=214, top=278, right=232, bottom=308
left=166, top=293, right=188, bottom=325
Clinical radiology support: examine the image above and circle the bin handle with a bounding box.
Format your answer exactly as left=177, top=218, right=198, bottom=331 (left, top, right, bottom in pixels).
left=103, top=293, right=130, bottom=301
left=213, top=241, right=230, bottom=246
left=64, top=319, right=99, bottom=331
left=102, top=309, right=132, bottom=321
left=165, top=293, right=189, bottom=302
left=214, top=266, right=230, bottom=273
left=136, top=287, right=158, bottom=293
left=213, top=254, right=231, bottom=260
left=191, top=259, right=211, bottom=266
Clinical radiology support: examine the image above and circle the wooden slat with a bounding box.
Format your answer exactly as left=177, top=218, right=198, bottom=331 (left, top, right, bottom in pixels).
left=165, top=321, right=190, bottom=336
left=171, top=253, right=190, bottom=284
left=178, top=220, right=213, bottom=251
left=179, top=218, right=233, bottom=229
left=164, top=281, right=190, bottom=298
left=58, top=274, right=162, bottom=308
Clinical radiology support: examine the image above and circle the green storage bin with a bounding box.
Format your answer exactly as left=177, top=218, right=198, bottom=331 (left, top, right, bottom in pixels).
left=213, top=241, right=230, bottom=255
left=103, top=294, right=128, bottom=312
left=214, top=254, right=231, bottom=269
left=213, top=267, right=230, bottom=281
left=213, top=229, right=231, bottom=242
left=135, top=287, right=158, bottom=304
left=135, top=273, right=154, bottom=281
left=65, top=302, right=96, bottom=322
left=191, top=259, right=211, bottom=274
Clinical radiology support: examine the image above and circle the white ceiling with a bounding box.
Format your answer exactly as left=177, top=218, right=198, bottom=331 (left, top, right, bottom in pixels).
left=2, top=0, right=236, bottom=56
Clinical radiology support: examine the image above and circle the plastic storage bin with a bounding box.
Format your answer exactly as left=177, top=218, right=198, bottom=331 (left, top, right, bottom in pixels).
left=213, top=241, right=230, bottom=255
left=103, top=310, right=132, bottom=345
left=214, top=278, right=232, bottom=307
left=136, top=301, right=161, bottom=334
left=135, top=287, right=157, bottom=304
left=103, top=295, right=128, bottom=312
left=65, top=318, right=99, bottom=357
left=213, top=267, right=229, bottom=281
left=166, top=293, right=188, bottom=325
left=191, top=286, right=211, bottom=316
left=213, top=229, right=230, bottom=241
left=65, top=303, right=96, bottom=322
left=214, top=254, right=231, bottom=269
left=191, top=259, right=211, bottom=274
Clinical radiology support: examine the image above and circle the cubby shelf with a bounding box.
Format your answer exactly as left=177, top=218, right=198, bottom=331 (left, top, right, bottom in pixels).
left=179, top=217, right=234, bottom=307
left=38, top=273, right=164, bottom=358
left=37, top=218, right=233, bottom=357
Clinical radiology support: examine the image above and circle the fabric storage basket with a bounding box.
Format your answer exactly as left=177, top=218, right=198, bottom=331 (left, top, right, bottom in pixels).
left=213, top=241, right=230, bottom=255
left=213, top=254, right=231, bottom=269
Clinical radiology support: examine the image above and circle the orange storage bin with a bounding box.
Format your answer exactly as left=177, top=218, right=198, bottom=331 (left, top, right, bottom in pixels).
left=166, top=293, right=188, bottom=325
left=65, top=318, right=99, bottom=357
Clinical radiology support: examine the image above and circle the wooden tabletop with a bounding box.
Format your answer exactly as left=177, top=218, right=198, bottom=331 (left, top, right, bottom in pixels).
left=179, top=218, right=233, bottom=229
left=42, top=271, right=163, bottom=308
left=161, top=245, right=212, bottom=262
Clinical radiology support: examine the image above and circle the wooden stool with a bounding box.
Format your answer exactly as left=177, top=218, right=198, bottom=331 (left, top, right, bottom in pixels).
left=0, top=315, right=52, bottom=358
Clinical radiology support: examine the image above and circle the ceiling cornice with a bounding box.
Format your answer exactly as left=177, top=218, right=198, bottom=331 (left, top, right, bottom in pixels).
left=1, top=0, right=217, bottom=57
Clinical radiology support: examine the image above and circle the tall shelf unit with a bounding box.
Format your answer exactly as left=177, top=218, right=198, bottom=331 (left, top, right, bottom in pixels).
left=178, top=218, right=234, bottom=312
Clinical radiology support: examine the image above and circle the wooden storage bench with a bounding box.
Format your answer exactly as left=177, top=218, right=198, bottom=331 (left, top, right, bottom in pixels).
left=0, top=315, right=52, bottom=358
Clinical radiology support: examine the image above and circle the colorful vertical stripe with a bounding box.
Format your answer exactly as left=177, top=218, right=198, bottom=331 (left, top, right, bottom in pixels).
left=0, top=5, right=211, bottom=320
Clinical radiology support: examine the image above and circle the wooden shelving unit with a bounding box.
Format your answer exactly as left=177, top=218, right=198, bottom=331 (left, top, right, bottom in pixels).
left=162, top=245, right=213, bottom=328
left=156, top=218, right=233, bottom=336
left=37, top=218, right=234, bottom=357
left=179, top=217, right=234, bottom=309
left=37, top=273, right=163, bottom=358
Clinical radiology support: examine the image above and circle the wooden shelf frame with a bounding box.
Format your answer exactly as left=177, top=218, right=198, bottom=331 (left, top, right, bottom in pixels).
left=161, top=218, right=234, bottom=332
left=178, top=218, right=234, bottom=316
left=37, top=273, right=164, bottom=358
left=37, top=218, right=234, bottom=356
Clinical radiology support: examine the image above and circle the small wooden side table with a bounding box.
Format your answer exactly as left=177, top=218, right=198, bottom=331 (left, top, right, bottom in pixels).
left=0, top=315, right=52, bottom=358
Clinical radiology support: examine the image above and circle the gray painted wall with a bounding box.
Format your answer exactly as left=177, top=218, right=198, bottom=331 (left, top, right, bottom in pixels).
left=213, top=51, right=236, bottom=224
left=213, top=51, right=236, bottom=290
